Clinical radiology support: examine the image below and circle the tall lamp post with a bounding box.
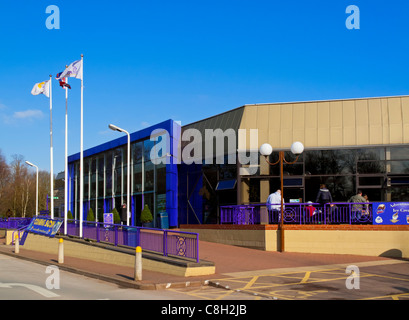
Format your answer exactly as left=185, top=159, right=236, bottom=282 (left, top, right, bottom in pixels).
left=25, top=161, right=39, bottom=217
left=109, top=124, right=131, bottom=226
left=259, top=141, right=304, bottom=252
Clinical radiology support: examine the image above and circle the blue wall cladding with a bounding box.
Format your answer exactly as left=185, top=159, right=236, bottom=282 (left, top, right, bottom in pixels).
left=68, top=119, right=180, bottom=228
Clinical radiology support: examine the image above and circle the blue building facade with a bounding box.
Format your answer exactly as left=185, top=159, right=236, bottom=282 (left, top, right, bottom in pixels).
left=67, top=120, right=180, bottom=228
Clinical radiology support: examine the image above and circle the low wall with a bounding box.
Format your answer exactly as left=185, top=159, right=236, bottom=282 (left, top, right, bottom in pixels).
left=21, top=233, right=215, bottom=277
left=181, top=224, right=409, bottom=258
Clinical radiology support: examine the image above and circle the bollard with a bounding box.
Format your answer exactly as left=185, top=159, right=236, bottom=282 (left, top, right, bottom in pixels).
left=58, top=238, right=64, bottom=264
left=14, top=233, right=19, bottom=254
left=134, top=246, right=142, bottom=281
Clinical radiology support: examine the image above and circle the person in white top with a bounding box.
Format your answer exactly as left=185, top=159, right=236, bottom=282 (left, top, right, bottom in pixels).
left=266, top=189, right=284, bottom=223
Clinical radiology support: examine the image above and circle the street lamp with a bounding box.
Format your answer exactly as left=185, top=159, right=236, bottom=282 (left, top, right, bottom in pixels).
left=260, top=141, right=304, bottom=252
left=25, top=161, right=39, bottom=217
left=109, top=124, right=130, bottom=226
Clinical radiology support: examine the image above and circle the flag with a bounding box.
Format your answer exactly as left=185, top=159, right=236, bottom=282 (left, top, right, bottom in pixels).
left=31, top=80, right=50, bottom=98
left=56, top=73, right=71, bottom=89
left=56, top=59, right=82, bottom=80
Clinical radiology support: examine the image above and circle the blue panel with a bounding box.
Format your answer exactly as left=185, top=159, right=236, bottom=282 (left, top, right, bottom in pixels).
left=216, top=179, right=237, bottom=190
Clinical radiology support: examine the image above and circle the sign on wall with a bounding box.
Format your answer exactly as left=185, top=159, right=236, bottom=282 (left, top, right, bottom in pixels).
left=373, top=202, right=409, bottom=225
left=103, top=213, right=113, bottom=228
left=26, top=217, right=63, bottom=237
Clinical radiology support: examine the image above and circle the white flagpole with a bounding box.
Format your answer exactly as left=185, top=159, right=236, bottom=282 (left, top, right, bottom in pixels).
left=64, top=70, right=69, bottom=235
left=79, top=54, right=84, bottom=238
left=49, top=75, right=54, bottom=220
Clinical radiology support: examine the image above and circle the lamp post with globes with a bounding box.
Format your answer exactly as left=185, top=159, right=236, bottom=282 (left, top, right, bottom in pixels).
left=259, top=141, right=304, bottom=252
left=108, top=124, right=131, bottom=226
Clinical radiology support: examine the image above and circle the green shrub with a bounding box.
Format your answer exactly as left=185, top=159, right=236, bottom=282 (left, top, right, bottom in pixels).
left=87, top=208, right=95, bottom=222
left=112, top=208, right=121, bottom=224
left=140, top=204, right=153, bottom=223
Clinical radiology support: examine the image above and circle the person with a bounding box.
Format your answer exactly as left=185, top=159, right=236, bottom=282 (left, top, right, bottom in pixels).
left=120, top=203, right=127, bottom=225
left=305, top=201, right=317, bottom=217
left=348, top=190, right=366, bottom=220
left=315, top=184, right=334, bottom=220
left=363, top=194, right=370, bottom=215
left=315, top=184, right=333, bottom=206
left=266, top=189, right=284, bottom=223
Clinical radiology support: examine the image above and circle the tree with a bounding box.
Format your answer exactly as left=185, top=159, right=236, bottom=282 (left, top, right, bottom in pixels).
left=141, top=204, right=153, bottom=224
left=112, top=208, right=121, bottom=224
left=87, top=208, right=95, bottom=222
left=0, top=150, right=10, bottom=215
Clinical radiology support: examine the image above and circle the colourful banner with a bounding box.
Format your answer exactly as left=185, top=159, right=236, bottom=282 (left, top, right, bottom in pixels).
left=373, top=202, right=409, bottom=225
left=26, top=217, right=63, bottom=237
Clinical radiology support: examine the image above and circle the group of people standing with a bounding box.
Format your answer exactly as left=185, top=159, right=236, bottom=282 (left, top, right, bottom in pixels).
left=266, top=184, right=370, bottom=219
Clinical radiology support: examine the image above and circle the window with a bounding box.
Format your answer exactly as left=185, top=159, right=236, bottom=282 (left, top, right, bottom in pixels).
left=156, top=163, right=166, bottom=194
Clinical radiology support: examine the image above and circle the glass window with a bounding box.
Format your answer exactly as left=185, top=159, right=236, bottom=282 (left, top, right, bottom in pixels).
left=105, top=152, right=112, bottom=196
left=91, top=158, right=96, bottom=199
left=144, top=139, right=155, bottom=162
left=357, top=148, right=385, bottom=161
left=156, top=163, right=166, bottom=194
left=98, top=155, right=104, bottom=198
left=389, top=147, right=409, bottom=160
left=133, top=162, right=142, bottom=193
left=305, top=150, right=355, bottom=175
left=357, top=161, right=385, bottom=174
left=359, top=176, right=384, bottom=186
left=84, top=160, right=89, bottom=198
left=113, top=149, right=122, bottom=196
left=132, top=142, right=143, bottom=164
left=144, top=160, right=154, bottom=192
left=389, top=160, right=409, bottom=174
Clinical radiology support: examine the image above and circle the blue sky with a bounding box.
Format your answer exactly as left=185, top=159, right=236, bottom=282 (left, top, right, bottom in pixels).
left=0, top=0, right=408, bottom=172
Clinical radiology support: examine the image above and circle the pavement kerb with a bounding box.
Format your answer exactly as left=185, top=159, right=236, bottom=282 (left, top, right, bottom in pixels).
left=0, top=248, right=210, bottom=290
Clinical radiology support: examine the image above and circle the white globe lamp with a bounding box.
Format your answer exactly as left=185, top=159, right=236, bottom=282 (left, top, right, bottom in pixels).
left=259, top=143, right=273, bottom=156
left=291, top=141, right=304, bottom=155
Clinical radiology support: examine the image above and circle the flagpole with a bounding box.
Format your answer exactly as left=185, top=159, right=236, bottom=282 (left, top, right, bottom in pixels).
left=64, top=68, right=69, bottom=235
left=49, top=75, right=54, bottom=220
left=79, top=54, right=84, bottom=238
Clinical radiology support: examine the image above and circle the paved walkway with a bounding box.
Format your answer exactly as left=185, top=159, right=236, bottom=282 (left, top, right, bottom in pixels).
left=0, top=236, right=394, bottom=291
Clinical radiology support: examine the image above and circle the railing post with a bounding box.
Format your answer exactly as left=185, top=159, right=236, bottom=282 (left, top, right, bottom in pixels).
left=115, top=225, right=118, bottom=246
left=96, top=222, right=100, bottom=243
left=163, top=230, right=168, bottom=257
left=196, top=233, right=200, bottom=263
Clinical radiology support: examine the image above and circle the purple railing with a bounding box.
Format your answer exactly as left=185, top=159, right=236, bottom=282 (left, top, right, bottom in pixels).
left=0, top=217, right=33, bottom=229
left=221, top=202, right=373, bottom=225
left=62, top=220, right=200, bottom=263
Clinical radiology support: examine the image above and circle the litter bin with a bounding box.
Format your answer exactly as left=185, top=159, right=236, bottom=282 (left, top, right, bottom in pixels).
left=159, top=212, right=169, bottom=229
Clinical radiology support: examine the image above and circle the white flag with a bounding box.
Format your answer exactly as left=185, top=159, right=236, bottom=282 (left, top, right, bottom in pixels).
left=31, top=80, right=50, bottom=98
left=56, top=59, right=83, bottom=80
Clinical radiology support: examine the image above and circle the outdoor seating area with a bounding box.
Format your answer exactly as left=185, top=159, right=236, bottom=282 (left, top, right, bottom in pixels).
left=220, top=202, right=373, bottom=225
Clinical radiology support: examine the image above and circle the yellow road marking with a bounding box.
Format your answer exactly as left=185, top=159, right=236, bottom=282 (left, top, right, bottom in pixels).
left=300, top=271, right=311, bottom=284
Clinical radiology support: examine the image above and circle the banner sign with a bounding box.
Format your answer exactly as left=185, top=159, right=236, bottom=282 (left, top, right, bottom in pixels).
left=103, top=213, right=113, bottom=228
left=26, top=217, right=63, bottom=237
left=373, top=202, right=409, bottom=225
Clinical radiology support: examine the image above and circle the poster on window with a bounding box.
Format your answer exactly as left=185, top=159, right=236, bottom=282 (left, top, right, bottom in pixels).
left=373, top=202, right=409, bottom=225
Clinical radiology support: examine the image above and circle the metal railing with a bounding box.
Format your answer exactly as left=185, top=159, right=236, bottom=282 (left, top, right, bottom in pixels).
left=0, top=217, right=33, bottom=229
left=62, top=220, right=200, bottom=263
left=221, top=202, right=373, bottom=225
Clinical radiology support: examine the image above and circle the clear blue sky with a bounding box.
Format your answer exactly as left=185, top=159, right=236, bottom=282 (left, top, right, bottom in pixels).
left=0, top=0, right=408, bottom=172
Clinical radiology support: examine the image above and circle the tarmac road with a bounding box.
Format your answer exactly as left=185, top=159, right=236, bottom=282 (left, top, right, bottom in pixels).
left=0, top=254, right=196, bottom=300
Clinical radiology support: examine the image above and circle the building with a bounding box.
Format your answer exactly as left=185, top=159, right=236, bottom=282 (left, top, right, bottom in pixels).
left=67, top=95, right=409, bottom=227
